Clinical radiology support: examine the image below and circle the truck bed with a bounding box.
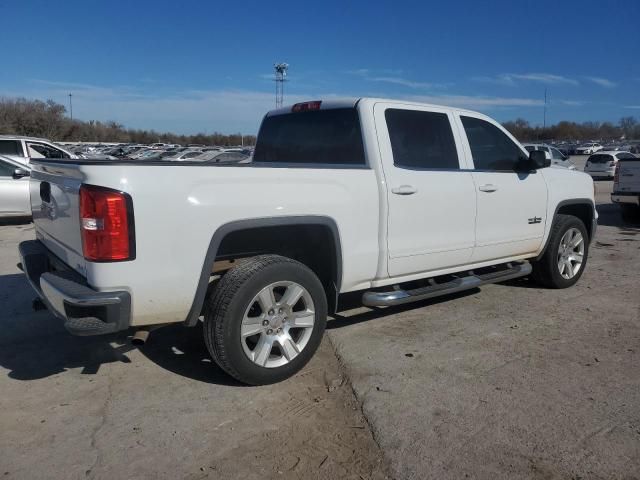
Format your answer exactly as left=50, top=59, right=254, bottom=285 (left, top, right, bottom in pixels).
left=28, top=158, right=381, bottom=326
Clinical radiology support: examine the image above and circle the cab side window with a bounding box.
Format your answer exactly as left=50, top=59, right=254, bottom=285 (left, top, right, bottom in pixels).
left=386, top=109, right=459, bottom=170
left=461, top=116, right=527, bottom=171
left=27, top=143, right=69, bottom=159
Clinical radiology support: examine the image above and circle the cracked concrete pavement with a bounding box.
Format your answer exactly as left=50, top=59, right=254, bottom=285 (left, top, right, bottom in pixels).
left=1, top=157, right=639, bottom=479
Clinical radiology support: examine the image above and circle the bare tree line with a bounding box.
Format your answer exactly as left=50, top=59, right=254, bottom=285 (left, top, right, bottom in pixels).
left=0, top=97, right=256, bottom=146
left=1, top=96, right=638, bottom=146
left=502, top=116, right=639, bottom=142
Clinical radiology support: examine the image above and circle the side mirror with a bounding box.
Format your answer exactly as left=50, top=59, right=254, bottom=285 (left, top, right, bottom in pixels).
left=13, top=168, right=30, bottom=179
left=529, top=150, right=550, bottom=169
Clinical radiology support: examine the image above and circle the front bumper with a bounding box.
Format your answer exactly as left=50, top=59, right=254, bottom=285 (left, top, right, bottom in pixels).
left=19, top=240, right=131, bottom=336
left=612, top=192, right=640, bottom=206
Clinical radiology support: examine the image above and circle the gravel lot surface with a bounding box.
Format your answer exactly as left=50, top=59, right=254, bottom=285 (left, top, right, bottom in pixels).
left=1, top=156, right=638, bottom=479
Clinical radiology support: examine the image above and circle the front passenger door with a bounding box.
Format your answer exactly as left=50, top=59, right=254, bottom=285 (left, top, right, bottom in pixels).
left=457, top=114, right=548, bottom=263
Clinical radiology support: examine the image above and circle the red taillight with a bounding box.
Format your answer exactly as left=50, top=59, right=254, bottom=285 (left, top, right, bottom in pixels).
left=291, top=101, right=322, bottom=113
left=80, top=185, right=134, bottom=261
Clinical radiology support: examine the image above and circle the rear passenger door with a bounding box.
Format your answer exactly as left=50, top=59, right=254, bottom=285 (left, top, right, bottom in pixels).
left=375, top=103, right=477, bottom=277
left=456, top=113, right=548, bottom=262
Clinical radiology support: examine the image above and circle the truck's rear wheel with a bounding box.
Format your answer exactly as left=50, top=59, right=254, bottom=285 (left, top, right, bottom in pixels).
left=203, top=255, right=327, bottom=385
left=531, top=214, right=589, bottom=289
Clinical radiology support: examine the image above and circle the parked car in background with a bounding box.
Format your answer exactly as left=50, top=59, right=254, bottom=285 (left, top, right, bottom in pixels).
left=130, top=149, right=165, bottom=160
left=576, top=143, right=603, bottom=155
left=0, top=155, right=31, bottom=218
left=555, top=143, right=578, bottom=156
left=0, top=135, right=76, bottom=165
left=522, top=143, right=576, bottom=170
left=160, top=149, right=204, bottom=161
left=585, top=151, right=636, bottom=179
left=612, top=156, right=640, bottom=222
left=191, top=150, right=251, bottom=163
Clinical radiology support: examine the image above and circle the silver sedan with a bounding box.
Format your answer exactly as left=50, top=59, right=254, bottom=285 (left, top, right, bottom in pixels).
left=0, top=155, right=31, bottom=218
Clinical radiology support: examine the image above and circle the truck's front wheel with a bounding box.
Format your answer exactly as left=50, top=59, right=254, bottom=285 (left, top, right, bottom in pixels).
left=203, top=255, right=327, bottom=385
left=531, top=214, right=589, bottom=289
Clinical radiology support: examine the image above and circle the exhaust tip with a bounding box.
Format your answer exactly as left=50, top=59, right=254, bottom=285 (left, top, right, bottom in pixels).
left=132, top=329, right=151, bottom=346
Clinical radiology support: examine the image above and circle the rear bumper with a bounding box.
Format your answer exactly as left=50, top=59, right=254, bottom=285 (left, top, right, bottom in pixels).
left=18, top=240, right=131, bottom=336
left=612, top=192, right=640, bottom=206
left=586, top=170, right=614, bottom=178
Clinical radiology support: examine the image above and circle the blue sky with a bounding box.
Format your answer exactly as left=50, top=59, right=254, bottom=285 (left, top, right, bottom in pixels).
left=2, top=0, right=639, bottom=134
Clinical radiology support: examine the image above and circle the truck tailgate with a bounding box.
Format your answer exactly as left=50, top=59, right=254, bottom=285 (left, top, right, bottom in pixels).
left=617, top=159, right=640, bottom=192
left=30, top=161, right=86, bottom=275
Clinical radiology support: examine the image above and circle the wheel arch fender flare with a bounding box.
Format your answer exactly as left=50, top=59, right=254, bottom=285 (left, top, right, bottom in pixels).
left=184, top=215, right=343, bottom=326
left=536, top=198, right=596, bottom=261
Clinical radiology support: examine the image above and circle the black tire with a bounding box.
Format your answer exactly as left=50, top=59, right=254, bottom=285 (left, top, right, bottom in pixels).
left=531, top=214, right=589, bottom=289
left=620, top=204, right=640, bottom=224
left=203, top=255, right=327, bottom=385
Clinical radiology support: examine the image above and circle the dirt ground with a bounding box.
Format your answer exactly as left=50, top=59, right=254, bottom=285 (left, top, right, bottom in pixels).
left=0, top=224, right=389, bottom=479
left=1, top=157, right=638, bottom=479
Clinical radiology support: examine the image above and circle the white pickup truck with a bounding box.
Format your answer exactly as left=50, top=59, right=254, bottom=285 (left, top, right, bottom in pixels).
left=612, top=156, right=640, bottom=222
left=19, top=98, right=597, bottom=385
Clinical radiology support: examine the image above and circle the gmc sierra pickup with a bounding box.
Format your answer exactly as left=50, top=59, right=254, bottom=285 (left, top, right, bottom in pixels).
left=612, top=155, right=640, bottom=222
left=19, top=98, right=597, bottom=385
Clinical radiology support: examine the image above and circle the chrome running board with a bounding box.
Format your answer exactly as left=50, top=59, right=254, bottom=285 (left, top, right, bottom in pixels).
left=362, top=262, right=532, bottom=307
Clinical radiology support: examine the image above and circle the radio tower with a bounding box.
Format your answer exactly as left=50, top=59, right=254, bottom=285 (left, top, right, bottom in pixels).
left=274, top=63, right=288, bottom=108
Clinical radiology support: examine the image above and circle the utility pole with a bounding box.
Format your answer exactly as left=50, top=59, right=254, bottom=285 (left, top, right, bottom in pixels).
left=543, top=88, right=547, bottom=131
left=68, top=93, right=73, bottom=121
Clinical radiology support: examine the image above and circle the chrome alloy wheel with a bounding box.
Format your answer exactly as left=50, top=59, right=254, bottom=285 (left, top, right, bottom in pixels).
left=557, top=228, right=585, bottom=280
left=240, top=281, right=315, bottom=368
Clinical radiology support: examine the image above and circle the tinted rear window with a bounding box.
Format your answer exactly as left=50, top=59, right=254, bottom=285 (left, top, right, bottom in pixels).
left=0, top=140, right=23, bottom=156
left=253, top=108, right=365, bottom=166
left=589, top=154, right=612, bottom=163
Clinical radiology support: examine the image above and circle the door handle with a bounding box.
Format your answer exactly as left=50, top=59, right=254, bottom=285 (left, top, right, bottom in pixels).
left=621, top=173, right=634, bottom=177
left=391, top=185, right=417, bottom=195
left=478, top=184, right=498, bottom=192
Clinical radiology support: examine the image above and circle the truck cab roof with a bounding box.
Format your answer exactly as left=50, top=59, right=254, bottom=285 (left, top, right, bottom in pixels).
left=266, top=97, right=487, bottom=119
